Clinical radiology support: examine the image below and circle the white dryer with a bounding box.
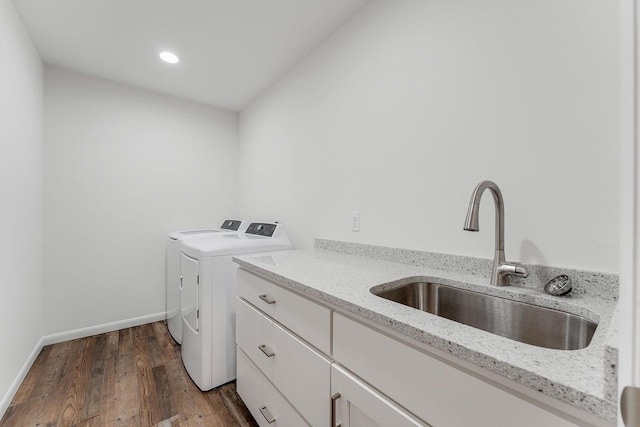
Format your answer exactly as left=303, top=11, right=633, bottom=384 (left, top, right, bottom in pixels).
left=166, top=219, right=247, bottom=344
left=180, top=222, right=291, bottom=391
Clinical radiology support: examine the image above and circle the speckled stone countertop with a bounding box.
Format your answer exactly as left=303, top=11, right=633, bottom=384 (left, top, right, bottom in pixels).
left=233, top=239, right=619, bottom=422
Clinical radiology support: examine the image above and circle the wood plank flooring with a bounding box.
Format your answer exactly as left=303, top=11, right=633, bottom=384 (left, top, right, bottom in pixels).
left=0, top=322, right=258, bottom=427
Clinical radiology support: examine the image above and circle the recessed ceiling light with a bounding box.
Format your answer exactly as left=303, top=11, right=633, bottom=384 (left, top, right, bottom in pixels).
left=159, top=51, right=179, bottom=64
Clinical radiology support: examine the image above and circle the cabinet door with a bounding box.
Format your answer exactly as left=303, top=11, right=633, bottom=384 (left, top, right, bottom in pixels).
left=331, top=364, right=429, bottom=427
left=180, top=253, right=199, bottom=332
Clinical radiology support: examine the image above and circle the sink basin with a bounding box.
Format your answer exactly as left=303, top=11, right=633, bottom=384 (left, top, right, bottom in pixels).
left=372, top=282, right=597, bottom=350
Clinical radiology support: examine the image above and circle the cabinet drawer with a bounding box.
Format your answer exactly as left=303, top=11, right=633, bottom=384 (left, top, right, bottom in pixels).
left=237, top=298, right=331, bottom=427
left=237, top=348, right=308, bottom=427
left=237, top=268, right=331, bottom=354
left=333, top=313, right=576, bottom=427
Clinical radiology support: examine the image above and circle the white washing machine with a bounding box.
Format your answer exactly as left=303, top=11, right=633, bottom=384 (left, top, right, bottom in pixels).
left=180, top=222, right=292, bottom=391
left=166, top=219, right=248, bottom=344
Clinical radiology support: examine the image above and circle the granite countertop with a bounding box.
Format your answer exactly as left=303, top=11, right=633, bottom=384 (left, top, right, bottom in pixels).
left=233, top=239, right=618, bottom=422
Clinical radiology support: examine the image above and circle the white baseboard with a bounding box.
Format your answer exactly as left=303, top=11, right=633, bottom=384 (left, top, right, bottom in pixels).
left=0, top=336, right=44, bottom=419
left=0, top=311, right=167, bottom=419
left=41, top=311, right=167, bottom=346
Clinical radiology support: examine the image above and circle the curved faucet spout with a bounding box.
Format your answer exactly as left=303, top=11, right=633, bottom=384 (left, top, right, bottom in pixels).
left=463, top=180, right=526, bottom=286
left=463, top=180, right=504, bottom=251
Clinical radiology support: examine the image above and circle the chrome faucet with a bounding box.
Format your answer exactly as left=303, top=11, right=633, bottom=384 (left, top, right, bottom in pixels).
left=463, top=180, right=528, bottom=286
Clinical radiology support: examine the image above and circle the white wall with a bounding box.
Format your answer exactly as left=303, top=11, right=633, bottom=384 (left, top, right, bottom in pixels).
left=44, top=66, right=238, bottom=335
left=238, top=0, right=619, bottom=273
left=0, top=0, right=44, bottom=413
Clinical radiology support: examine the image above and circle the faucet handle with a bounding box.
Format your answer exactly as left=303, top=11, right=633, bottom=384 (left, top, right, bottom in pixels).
left=514, top=265, right=528, bottom=278
left=497, top=263, right=528, bottom=279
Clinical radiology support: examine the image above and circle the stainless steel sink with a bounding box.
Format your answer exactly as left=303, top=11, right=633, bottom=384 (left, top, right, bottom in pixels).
left=372, top=282, right=597, bottom=350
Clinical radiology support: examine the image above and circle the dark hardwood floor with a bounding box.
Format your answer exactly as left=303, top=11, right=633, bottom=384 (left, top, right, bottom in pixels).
left=0, top=322, right=258, bottom=427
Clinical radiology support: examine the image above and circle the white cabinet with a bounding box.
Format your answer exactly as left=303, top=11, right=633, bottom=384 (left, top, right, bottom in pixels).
left=236, top=268, right=592, bottom=427
left=236, top=298, right=331, bottom=427
left=236, top=270, right=332, bottom=426
left=331, top=364, right=429, bottom=427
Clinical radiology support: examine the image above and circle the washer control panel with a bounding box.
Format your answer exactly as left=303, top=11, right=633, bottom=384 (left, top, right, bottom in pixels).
left=220, top=219, right=243, bottom=231
left=245, top=223, right=277, bottom=237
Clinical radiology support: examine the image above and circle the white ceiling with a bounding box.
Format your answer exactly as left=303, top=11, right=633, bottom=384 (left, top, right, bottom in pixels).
left=11, top=0, right=369, bottom=111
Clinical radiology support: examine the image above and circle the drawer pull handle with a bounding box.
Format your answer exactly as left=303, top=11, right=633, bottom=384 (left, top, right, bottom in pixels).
left=259, top=344, right=275, bottom=357
left=259, top=405, right=276, bottom=423
left=331, top=392, right=341, bottom=427
left=259, top=294, right=276, bottom=304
